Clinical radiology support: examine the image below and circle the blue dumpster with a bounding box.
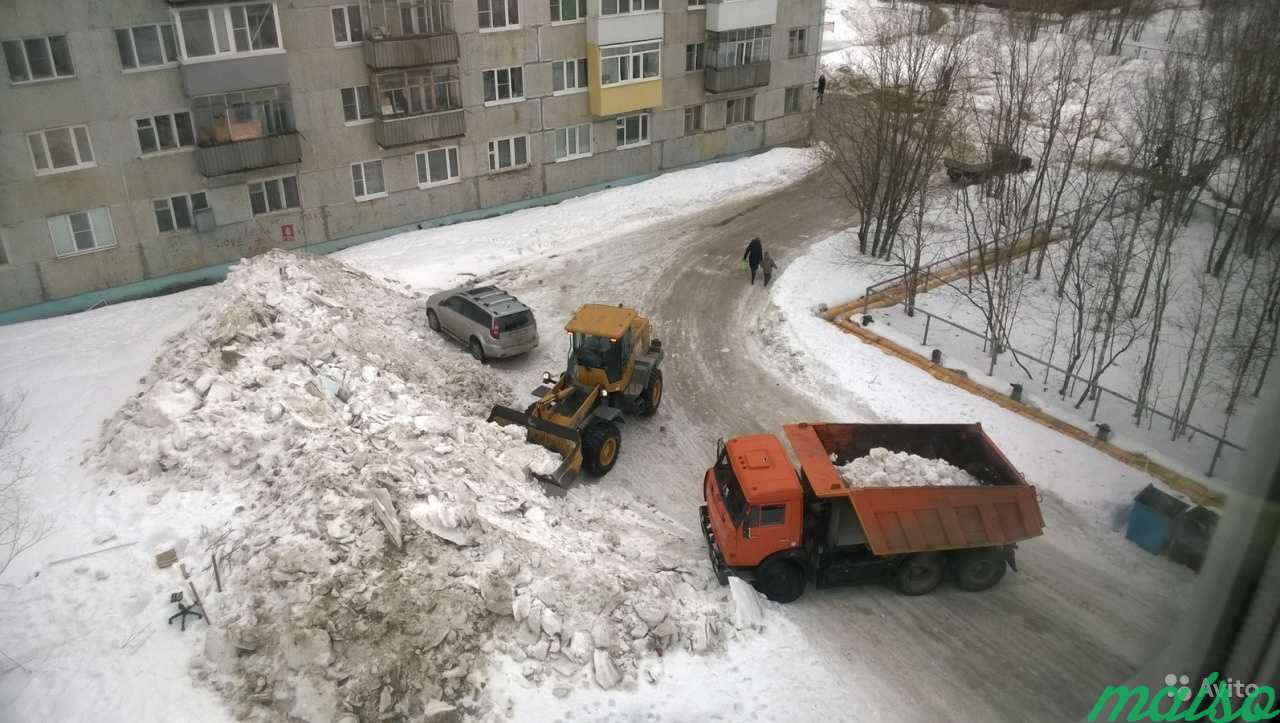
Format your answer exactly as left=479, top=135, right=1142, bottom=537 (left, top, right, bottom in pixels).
left=1169, top=506, right=1219, bottom=571
left=1125, top=484, right=1189, bottom=555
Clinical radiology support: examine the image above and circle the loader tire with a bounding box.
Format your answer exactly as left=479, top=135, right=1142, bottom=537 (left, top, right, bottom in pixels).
left=755, top=560, right=805, bottom=603
left=894, top=553, right=944, bottom=596
left=583, top=421, right=621, bottom=476
left=427, top=309, right=440, bottom=332
left=637, top=369, right=663, bottom=417
left=953, top=549, right=1007, bottom=592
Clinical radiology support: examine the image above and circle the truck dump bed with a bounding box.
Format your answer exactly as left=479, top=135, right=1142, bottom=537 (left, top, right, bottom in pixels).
left=783, top=423, right=1044, bottom=556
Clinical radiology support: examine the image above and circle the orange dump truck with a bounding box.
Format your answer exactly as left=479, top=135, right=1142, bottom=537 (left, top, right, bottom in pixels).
left=700, top=423, right=1045, bottom=602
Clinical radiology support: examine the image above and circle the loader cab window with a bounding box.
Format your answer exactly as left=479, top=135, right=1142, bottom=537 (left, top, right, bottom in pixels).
left=572, top=332, right=625, bottom=382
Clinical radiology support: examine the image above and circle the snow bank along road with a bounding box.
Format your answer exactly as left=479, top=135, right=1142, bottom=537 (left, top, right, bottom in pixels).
left=461, top=170, right=1189, bottom=721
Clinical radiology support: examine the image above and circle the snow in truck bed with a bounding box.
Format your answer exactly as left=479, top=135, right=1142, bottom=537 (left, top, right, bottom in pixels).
left=836, top=448, right=982, bottom=488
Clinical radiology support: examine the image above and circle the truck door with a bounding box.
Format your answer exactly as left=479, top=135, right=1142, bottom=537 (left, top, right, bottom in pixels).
left=742, top=502, right=796, bottom=562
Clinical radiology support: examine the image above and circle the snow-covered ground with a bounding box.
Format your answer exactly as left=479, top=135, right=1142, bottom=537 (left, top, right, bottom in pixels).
left=758, top=232, right=1197, bottom=528
left=0, top=149, right=818, bottom=722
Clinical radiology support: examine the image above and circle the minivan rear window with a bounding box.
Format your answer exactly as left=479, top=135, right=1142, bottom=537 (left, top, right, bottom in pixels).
left=497, top=311, right=532, bottom=331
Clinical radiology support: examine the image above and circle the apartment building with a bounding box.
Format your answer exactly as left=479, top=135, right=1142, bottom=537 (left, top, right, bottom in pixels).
left=0, top=0, right=822, bottom=313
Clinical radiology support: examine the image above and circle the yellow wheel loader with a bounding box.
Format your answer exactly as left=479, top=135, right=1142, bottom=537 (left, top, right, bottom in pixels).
left=488, top=304, right=664, bottom=490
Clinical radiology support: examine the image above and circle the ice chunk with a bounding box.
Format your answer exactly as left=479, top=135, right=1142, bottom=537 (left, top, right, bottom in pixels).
left=729, top=577, right=765, bottom=631
left=592, top=650, right=621, bottom=690
left=409, top=496, right=475, bottom=546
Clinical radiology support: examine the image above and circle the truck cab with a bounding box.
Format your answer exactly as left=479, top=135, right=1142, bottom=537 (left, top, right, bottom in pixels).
left=701, top=435, right=804, bottom=579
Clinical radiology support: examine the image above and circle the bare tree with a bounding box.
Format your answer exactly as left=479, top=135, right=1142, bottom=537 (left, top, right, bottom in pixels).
left=1, top=392, right=51, bottom=579
left=814, top=5, right=968, bottom=260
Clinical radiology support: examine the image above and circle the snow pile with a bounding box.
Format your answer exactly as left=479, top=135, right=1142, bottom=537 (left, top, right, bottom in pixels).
left=836, top=448, right=980, bottom=488
left=88, top=251, right=742, bottom=721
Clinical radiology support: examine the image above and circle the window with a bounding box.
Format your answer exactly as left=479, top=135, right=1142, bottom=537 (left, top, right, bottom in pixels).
left=482, top=66, right=524, bottom=104
left=601, top=0, right=658, bottom=15
left=685, top=42, right=703, bottom=71
left=116, top=24, right=179, bottom=70
left=341, top=85, right=373, bottom=123
left=478, top=0, right=519, bottom=30
left=376, top=66, right=461, bottom=117
left=331, top=4, right=364, bottom=45
left=154, top=192, right=210, bottom=233
left=395, top=0, right=451, bottom=34
left=726, top=96, right=754, bottom=124
left=550, top=0, right=586, bottom=22
left=749, top=505, right=787, bottom=527
left=487, top=136, right=529, bottom=171
left=136, top=111, right=196, bottom=154
left=600, top=42, right=660, bottom=86
left=176, top=3, right=281, bottom=60
left=351, top=160, right=386, bottom=200
left=688, top=0, right=705, bottom=7
left=788, top=27, right=807, bottom=57
left=416, top=146, right=460, bottom=186
left=785, top=85, right=802, bottom=113
left=555, top=124, right=592, bottom=161
left=708, top=26, right=771, bottom=68
left=192, top=86, right=294, bottom=145
left=27, top=125, right=95, bottom=174
left=48, top=208, right=115, bottom=257
left=615, top=112, right=649, bottom=148
left=248, top=175, right=301, bottom=215
left=683, top=105, right=703, bottom=133
left=552, top=58, right=587, bottom=93
left=3, top=35, right=75, bottom=83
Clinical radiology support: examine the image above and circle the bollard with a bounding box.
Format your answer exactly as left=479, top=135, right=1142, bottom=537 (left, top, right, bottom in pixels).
left=1010, top=383, right=1023, bottom=402
left=930, top=349, right=943, bottom=364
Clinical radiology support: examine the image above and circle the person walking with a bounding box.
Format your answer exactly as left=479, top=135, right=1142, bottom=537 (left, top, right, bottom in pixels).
left=742, top=238, right=764, bottom=285
left=816, top=73, right=827, bottom=105
left=760, top=251, right=778, bottom=287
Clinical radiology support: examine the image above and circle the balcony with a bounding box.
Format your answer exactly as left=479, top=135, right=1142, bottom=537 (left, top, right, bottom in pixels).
left=363, top=33, right=459, bottom=68
left=706, top=0, right=777, bottom=32
left=195, top=132, right=302, bottom=176
left=588, top=11, right=664, bottom=46
left=180, top=52, right=290, bottom=96
left=374, top=110, right=466, bottom=147
left=704, top=62, right=770, bottom=93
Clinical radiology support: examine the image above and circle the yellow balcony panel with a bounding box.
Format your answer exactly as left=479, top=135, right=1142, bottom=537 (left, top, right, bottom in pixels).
left=589, top=78, right=663, bottom=117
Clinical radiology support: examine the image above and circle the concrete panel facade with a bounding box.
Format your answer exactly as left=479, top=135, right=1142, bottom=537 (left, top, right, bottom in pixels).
left=0, top=0, right=820, bottom=313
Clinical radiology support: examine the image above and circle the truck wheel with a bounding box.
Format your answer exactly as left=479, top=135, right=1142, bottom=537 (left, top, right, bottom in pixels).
left=894, top=553, right=944, bottom=596
left=953, top=549, right=1007, bottom=592
left=637, top=369, right=663, bottom=417
left=583, top=421, right=621, bottom=476
left=755, top=560, right=805, bottom=603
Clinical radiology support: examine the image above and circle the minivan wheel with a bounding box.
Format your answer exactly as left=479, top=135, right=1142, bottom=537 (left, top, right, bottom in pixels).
left=427, top=309, right=440, bottom=332
left=469, top=338, right=486, bottom=363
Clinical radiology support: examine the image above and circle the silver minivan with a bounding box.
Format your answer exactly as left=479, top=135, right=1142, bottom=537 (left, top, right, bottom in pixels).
left=425, top=285, right=539, bottom=362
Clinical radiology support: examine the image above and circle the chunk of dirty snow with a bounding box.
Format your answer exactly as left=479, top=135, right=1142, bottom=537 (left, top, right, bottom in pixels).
left=837, top=447, right=981, bottom=488
left=290, top=678, right=340, bottom=723
left=423, top=699, right=459, bottom=723
left=137, top=383, right=201, bottom=428
left=409, top=495, right=475, bottom=546
left=282, top=628, right=333, bottom=669
left=567, top=630, right=592, bottom=663
left=364, top=486, right=402, bottom=548
left=593, top=650, right=622, bottom=690
left=729, top=577, right=765, bottom=631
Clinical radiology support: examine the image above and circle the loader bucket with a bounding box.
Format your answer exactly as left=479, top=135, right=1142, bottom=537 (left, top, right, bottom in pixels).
left=487, top=405, right=584, bottom=493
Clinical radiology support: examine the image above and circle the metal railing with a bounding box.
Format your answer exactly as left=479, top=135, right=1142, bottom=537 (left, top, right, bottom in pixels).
left=882, top=295, right=1244, bottom=477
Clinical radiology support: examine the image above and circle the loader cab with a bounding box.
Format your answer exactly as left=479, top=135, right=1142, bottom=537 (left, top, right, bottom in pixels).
left=565, top=304, right=642, bottom=390
left=703, top=435, right=805, bottom=568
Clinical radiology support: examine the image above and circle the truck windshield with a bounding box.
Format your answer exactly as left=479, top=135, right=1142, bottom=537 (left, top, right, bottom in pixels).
left=714, top=443, right=749, bottom=527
